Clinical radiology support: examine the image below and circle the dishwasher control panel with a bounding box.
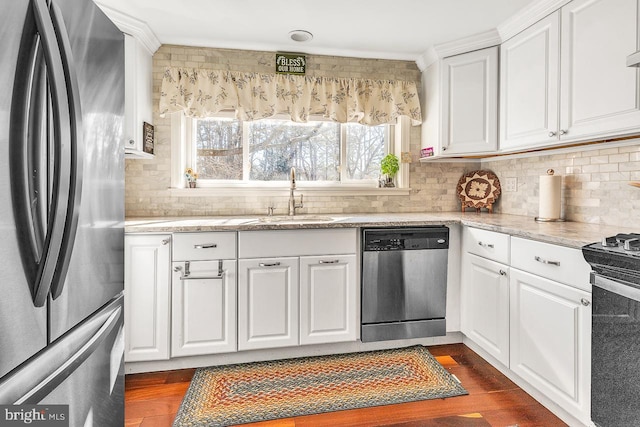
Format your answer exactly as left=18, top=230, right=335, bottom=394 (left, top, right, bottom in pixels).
left=363, top=227, right=449, bottom=251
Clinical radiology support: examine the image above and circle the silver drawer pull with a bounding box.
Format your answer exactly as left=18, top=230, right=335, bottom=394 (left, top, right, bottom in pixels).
left=534, top=256, right=560, bottom=266
left=581, top=298, right=590, bottom=306
left=194, top=243, right=217, bottom=249
left=499, top=270, right=507, bottom=276
left=259, top=262, right=281, bottom=267
left=478, top=241, right=494, bottom=249
left=319, top=260, right=339, bottom=264
left=161, top=238, right=170, bottom=245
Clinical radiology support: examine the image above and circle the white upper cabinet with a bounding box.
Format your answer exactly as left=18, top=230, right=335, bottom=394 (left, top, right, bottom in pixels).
left=124, top=33, right=154, bottom=159
left=421, top=46, right=498, bottom=157
left=441, top=47, right=499, bottom=155
left=500, top=12, right=560, bottom=151
left=500, top=0, right=640, bottom=152
left=559, top=0, right=640, bottom=141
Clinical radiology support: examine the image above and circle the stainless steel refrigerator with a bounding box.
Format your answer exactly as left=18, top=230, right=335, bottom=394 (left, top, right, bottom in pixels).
left=0, top=0, right=124, bottom=425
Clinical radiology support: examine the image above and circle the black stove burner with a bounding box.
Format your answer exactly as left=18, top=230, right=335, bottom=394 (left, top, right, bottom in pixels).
left=583, top=233, right=640, bottom=286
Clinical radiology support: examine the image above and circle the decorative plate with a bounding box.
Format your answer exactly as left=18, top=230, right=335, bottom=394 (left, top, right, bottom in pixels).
left=456, top=170, right=501, bottom=213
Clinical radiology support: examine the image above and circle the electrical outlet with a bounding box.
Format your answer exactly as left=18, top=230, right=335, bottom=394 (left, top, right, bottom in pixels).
left=504, top=177, right=517, bottom=192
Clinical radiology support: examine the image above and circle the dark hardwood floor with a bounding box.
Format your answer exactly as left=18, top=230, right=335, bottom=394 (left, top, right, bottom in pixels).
left=125, top=343, right=567, bottom=426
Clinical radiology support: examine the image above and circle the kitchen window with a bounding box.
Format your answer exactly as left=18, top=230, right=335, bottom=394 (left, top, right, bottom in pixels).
left=178, top=114, right=408, bottom=189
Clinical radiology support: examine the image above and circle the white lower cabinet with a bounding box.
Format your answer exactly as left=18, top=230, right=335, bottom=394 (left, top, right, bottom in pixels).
left=509, top=268, right=591, bottom=425
left=171, top=260, right=237, bottom=357
left=461, top=253, right=509, bottom=366
left=238, top=257, right=300, bottom=351
left=124, top=234, right=171, bottom=362
left=300, top=255, right=357, bottom=345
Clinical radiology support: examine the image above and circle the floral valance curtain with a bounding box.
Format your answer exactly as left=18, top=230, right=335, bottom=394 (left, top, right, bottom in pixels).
left=159, top=68, right=422, bottom=126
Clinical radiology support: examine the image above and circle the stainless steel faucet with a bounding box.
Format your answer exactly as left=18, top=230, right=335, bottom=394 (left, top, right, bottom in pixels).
left=288, top=167, right=303, bottom=216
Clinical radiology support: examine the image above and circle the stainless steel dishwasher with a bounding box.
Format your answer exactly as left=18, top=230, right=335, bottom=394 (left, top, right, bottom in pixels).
left=361, top=227, right=449, bottom=342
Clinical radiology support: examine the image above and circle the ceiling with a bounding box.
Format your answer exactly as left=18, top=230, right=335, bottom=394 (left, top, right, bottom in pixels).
left=96, top=0, right=536, bottom=61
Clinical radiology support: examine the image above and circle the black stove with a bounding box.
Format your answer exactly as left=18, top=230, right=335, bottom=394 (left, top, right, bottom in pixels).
left=585, top=233, right=640, bottom=427
left=582, top=233, right=640, bottom=287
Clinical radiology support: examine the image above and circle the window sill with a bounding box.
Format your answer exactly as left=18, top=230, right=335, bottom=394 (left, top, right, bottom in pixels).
left=168, top=187, right=411, bottom=197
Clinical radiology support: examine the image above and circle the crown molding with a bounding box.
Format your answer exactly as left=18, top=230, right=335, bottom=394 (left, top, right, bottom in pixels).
left=415, top=46, right=438, bottom=71
left=95, top=2, right=161, bottom=54
left=498, top=0, right=571, bottom=42
left=416, top=29, right=500, bottom=71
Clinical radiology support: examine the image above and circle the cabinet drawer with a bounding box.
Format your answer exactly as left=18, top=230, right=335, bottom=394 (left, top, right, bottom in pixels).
left=173, top=232, right=236, bottom=261
left=464, top=227, right=510, bottom=264
left=510, top=237, right=591, bottom=292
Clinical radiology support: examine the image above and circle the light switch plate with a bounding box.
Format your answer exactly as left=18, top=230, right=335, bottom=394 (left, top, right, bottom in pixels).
left=504, top=177, right=517, bottom=192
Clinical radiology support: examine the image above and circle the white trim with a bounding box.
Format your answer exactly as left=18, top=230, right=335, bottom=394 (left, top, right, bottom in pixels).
left=497, top=0, right=572, bottom=43
left=395, top=116, right=410, bottom=188
left=416, top=46, right=438, bottom=72
left=168, top=187, right=412, bottom=197
left=433, top=29, right=502, bottom=60
left=170, top=113, right=186, bottom=188
left=94, top=2, right=161, bottom=54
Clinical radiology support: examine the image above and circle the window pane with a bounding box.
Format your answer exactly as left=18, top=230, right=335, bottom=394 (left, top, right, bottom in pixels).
left=247, top=120, right=340, bottom=181
left=345, top=124, right=386, bottom=180
left=195, top=118, right=243, bottom=180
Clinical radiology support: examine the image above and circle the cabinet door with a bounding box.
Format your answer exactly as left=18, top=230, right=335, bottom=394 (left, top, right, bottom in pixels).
left=300, top=255, right=357, bottom=345
left=510, top=268, right=591, bottom=424
left=500, top=12, right=560, bottom=151
left=124, top=234, right=171, bottom=362
left=461, top=253, right=510, bottom=366
left=560, top=0, right=640, bottom=141
left=238, top=258, right=299, bottom=351
left=171, top=260, right=237, bottom=357
left=441, top=47, right=498, bottom=154
left=124, top=34, right=153, bottom=158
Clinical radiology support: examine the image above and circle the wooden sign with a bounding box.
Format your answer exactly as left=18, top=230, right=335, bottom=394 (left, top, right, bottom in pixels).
left=276, top=53, right=306, bottom=75
left=143, top=122, right=154, bottom=155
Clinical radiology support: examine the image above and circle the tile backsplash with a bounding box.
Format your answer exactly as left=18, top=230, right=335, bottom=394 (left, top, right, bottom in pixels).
left=125, top=45, right=639, bottom=228
left=483, top=144, right=640, bottom=226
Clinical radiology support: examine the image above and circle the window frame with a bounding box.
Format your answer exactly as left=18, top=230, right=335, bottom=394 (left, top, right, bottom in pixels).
left=172, top=112, right=410, bottom=191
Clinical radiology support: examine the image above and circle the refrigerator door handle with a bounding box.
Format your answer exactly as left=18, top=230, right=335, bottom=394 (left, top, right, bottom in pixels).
left=24, top=0, right=83, bottom=305
left=0, top=295, right=123, bottom=404
left=47, top=0, right=84, bottom=300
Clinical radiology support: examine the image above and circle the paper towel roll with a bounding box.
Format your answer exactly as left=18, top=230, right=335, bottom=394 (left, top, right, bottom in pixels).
left=538, top=170, right=562, bottom=220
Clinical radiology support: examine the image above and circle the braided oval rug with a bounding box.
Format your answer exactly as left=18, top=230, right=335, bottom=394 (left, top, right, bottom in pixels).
left=172, top=345, right=467, bottom=427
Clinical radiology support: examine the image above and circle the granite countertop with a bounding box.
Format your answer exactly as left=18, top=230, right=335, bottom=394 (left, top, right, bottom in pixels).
left=125, top=212, right=636, bottom=249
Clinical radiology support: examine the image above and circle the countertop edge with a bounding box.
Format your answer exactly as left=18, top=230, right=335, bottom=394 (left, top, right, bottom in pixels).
left=124, top=213, right=631, bottom=249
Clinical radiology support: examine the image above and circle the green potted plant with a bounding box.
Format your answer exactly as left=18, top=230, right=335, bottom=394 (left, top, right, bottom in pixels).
left=380, top=154, right=399, bottom=187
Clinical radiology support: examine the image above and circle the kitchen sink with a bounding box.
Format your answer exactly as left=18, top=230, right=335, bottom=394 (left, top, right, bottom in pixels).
left=257, top=215, right=336, bottom=223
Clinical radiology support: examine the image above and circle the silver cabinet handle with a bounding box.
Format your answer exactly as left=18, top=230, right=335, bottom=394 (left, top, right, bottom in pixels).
left=319, top=260, right=339, bottom=264
left=259, top=262, right=281, bottom=267
left=478, top=241, right=495, bottom=249
left=581, top=298, right=590, bottom=306
left=161, top=238, right=170, bottom=245
left=194, top=243, right=217, bottom=249
left=559, top=129, right=567, bottom=136
left=535, top=256, right=560, bottom=266
left=499, top=270, right=507, bottom=276
left=549, top=131, right=557, bottom=137
left=175, top=260, right=224, bottom=280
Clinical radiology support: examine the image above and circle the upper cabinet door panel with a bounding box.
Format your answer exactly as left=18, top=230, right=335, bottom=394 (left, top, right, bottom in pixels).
left=441, top=47, right=498, bottom=154
left=500, top=12, right=560, bottom=151
left=560, top=0, right=640, bottom=139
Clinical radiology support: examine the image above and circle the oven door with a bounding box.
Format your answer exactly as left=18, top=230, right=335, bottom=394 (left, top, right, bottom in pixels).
left=592, top=273, right=640, bottom=427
